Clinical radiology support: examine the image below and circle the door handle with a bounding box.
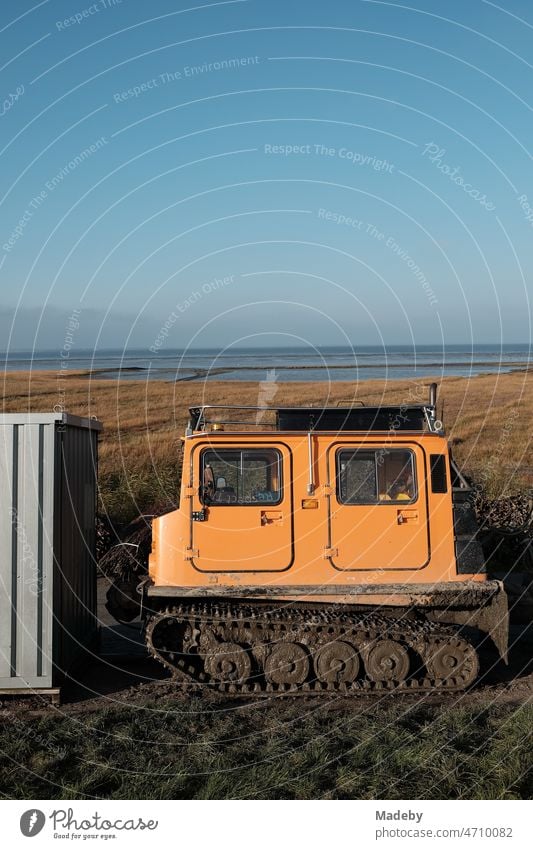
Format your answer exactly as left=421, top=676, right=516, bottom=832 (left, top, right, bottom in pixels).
left=261, top=511, right=283, bottom=526
left=397, top=509, right=419, bottom=524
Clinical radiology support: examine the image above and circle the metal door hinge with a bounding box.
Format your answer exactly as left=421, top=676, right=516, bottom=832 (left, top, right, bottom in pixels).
left=323, top=546, right=338, bottom=558
left=185, top=547, right=199, bottom=560
left=192, top=509, right=206, bottom=522
left=184, top=485, right=196, bottom=497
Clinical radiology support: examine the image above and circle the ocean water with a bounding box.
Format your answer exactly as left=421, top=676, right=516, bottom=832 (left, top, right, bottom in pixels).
left=1, top=345, right=531, bottom=382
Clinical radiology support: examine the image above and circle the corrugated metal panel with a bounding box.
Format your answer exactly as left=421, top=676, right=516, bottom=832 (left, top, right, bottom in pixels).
left=55, top=423, right=98, bottom=675
left=0, top=415, right=100, bottom=691
left=0, top=423, right=17, bottom=681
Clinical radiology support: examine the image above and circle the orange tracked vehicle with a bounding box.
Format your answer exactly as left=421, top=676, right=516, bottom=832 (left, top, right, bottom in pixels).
left=139, top=384, right=508, bottom=695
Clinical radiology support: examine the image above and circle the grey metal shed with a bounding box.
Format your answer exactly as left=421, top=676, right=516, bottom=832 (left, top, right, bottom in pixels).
left=0, top=413, right=102, bottom=696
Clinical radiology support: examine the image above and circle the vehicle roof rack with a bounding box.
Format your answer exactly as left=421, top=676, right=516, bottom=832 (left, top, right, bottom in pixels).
left=187, top=384, right=443, bottom=435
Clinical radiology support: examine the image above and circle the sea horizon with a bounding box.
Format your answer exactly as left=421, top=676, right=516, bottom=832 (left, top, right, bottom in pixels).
left=1, top=343, right=531, bottom=383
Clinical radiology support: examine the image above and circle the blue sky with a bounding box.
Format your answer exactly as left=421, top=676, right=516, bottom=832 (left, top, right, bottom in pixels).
left=1, top=0, right=532, bottom=350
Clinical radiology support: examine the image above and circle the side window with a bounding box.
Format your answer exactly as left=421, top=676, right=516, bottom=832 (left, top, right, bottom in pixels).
left=338, top=449, right=416, bottom=504
left=430, top=454, right=448, bottom=493
left=201, top=449, right=282, bottom=505
left=338, top=451, right=377, bottom=503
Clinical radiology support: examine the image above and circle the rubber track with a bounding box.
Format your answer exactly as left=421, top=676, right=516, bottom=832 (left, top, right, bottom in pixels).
left=145, top=601, right=480, bottom=697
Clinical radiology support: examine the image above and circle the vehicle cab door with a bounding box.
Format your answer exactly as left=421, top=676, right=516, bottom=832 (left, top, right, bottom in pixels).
left=190, top=443, right=293, bottom=572
left=327, top=443, right=430, bottom=571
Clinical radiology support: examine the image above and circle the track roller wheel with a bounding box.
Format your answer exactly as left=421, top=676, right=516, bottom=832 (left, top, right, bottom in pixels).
left=365, top=639, right=410, bottom=683
left=424, top=637, right=479, bottom=687
left=204, top=642, right=251, bottom=683
left=314, top=640, right=360, bottom=684
left=264, top=642, right=309, bottom=685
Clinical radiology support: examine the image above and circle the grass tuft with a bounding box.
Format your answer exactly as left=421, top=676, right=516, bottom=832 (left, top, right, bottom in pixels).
left=1, top=700, right=531, bottom=799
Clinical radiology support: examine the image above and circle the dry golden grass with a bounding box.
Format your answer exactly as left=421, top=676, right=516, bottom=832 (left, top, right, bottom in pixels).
left=2, top=369, right=532, bottom=521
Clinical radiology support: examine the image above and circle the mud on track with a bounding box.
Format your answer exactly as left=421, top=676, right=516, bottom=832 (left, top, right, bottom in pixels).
left=1, top=578, right=532, bottom=720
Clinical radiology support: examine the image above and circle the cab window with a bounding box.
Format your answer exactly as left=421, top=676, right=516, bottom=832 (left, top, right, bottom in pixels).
left=337, top=449, right=416, bottom=504
left=201, top=449, right=282, bottom=505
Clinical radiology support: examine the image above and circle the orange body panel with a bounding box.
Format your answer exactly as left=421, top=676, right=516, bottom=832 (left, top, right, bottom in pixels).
left=149, top=431, right=485, bottom=591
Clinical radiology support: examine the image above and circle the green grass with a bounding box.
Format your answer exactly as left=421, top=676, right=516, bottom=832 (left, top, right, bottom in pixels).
left=1, top=699, right=531, bottom=799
